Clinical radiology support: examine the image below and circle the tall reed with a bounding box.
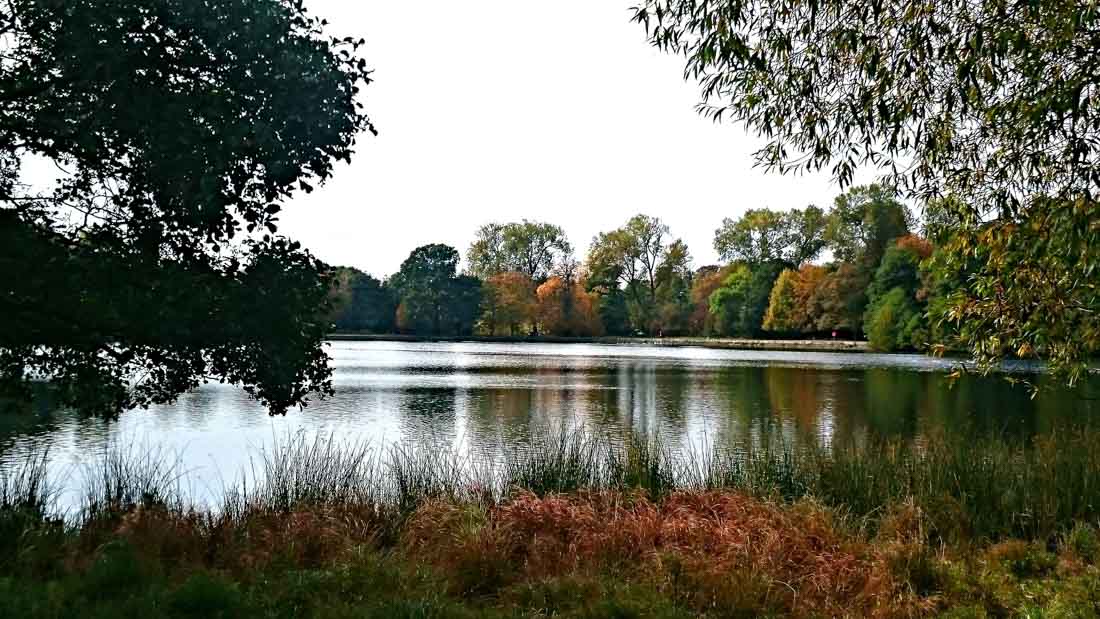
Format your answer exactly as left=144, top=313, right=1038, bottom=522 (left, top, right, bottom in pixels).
left=235, top=431, right=383, bottom=513
left=0, top=448, right=54, bottom=517
left=4, top=425, right=1100, bottom=543
left=79, top=442, right=188, bottom=523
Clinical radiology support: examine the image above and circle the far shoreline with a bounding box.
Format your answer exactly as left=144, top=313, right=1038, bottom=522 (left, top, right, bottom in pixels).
left=328, top=333, right=871, bottom=353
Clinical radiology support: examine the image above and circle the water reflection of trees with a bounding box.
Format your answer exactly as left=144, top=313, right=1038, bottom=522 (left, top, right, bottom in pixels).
left=395, top=387, right=458, bottom=449
left=10, top=353, right=1100, bottom=476
left=0, top=398, right=71, bottom=456
left=695, top=366, right=1095, bottom=455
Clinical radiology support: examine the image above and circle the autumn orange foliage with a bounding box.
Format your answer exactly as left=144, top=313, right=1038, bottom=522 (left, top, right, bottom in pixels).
left=688, top=266, right=731, bottom=335
left=894, top=234, right=934, bottom=260
left=535, top=276, right=603, bottom=337
left=764, top=264, right=831, bottom=333
left=482, top=272, right=537, bottom=335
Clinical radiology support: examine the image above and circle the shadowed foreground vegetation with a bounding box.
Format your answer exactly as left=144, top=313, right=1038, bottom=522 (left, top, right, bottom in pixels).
left=5, top=428, right=1100, bottom=617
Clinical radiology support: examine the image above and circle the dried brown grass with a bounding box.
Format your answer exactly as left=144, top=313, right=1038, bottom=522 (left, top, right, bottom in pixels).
left=54, top=487, right=969, bottom=616
left=403, top=490, right=941, bottom=617
left=78, top=502, right=385, bottom=578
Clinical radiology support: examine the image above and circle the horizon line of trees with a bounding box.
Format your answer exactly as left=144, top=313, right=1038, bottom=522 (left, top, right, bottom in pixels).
left=329, top=184, right=959, bottom=352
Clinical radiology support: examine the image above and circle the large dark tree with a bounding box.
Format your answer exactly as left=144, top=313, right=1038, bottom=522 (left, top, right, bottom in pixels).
left=391, top=244, right=482, bottom=336
left=330, top=268, right=396, bottom=334
left=635, top=0, right=1100, bottom=383
left=0, top=0, right=373, bottom=415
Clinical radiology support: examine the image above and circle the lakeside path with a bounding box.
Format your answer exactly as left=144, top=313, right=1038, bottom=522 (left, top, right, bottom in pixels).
left=328, top=333, right=870, bottom=353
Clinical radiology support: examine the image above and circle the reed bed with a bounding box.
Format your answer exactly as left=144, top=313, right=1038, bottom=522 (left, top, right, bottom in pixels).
left=5, top=426, right=1100, bottom=617
left=11, top=424, right=1100, bottom=542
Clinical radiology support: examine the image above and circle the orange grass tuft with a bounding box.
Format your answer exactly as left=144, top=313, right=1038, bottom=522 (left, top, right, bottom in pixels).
left=403, top=490, right=934, bottom=617
left=84, top=502, right=385, bottom=578
left=57, top=490, right=955, bottom=615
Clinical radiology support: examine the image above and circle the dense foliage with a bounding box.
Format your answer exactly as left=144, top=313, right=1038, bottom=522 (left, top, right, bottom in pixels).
left=334, top=186, right=953, bottom=351
left=632, top=0, right=1100, bottom=381
left=714, top=205, right=826, bottom=266
left=467, top=220, right=573, bottom=281
left=389, top=245, right=481, bottom=336
left=0, top=0, right=373, bottom=415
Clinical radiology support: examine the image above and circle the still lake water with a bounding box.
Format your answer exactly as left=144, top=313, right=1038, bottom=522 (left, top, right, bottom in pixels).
left=2, top=341, right=1098, bottom=506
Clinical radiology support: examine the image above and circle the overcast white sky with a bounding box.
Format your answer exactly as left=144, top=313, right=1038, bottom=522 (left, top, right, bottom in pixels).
left=280, top=0, right=873, bottom=278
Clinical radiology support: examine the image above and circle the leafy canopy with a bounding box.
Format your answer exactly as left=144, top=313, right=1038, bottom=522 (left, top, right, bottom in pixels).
left=635, top=0, right=1100, bottom=379
left=330, top=269, right=396, bottom=334
left=586, top=214, right=694, bottom=334
left=481, top=271, right=537, bottom=336
left=824, top=185, right=912, bottom=266
left=714, top=206, right=826, bottom=266
left=466, top=221, right=572, bottom=281
left=633, top=0, right=1097, bottom=207
left=391, top=244, right=482, bottom=336
left=0, top=0, right=373, bottom=415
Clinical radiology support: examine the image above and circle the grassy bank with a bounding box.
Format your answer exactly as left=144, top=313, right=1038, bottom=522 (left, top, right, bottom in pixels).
left=4, top=427, right=1100, bottom=617
left=328, top=332, right=872, bottom=353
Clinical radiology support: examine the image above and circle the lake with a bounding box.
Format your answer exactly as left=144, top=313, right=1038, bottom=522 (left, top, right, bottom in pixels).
left=2, top=340, right=1098, bottom=507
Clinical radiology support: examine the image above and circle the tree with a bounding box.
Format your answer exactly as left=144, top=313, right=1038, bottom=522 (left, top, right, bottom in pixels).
left=652, top=239, right=693, bottom=335
left=447, top=275, right=483, bottom=336
left=921, top=198, right=967, bottom=246
left=466, top=224, right=509, bottom=280
left=763, top=264, right=833, bottom=335
left=481, top=272, right=536, bottom=336
left=714, top=206, right=827, bottom=266
left=505, top=221, right=573, bottom=282
left=707, top=261, right=783, bottom=337
left=714, top=209, right=785, bottom=265
left=865, top=288, right=922, bottom=352
left=922, top=241, right=975, bottom=351
left=788, top=264, right=829, bottom=334
left=330, top=268, right=396, bottom=333
left=742, top=261, right=788, bottom=336
left=535, top=276, right=604, bottom=337
left=390, top=244, right=481, bottom=336
left=863, top=238, right=933, bottom=350
left=0, top=0, right=373, bottom=416
left=467, top=221, right=572, bottom=281
left=784, top=206, right=830, bottom=266
left=930, top=197, right=1100, bottom=384
left=762, top=269, right=798, bottom=333
left=586, top=215, right=688, bottom=334
left=708, top=265, right=752, bottom=336
left=811, top=264, right=868, bottom=336
left=568, top=284, right=605, bottom=337
left=634, top=0, right=1099, bottom=380
left=688, top=266, right=728, bottom=336
left=595, top=288, right=631, bottom=336
left=633, top=1, right=1095, bottom=204
left=534, top=277, right=568, bottom=336
left=866, top=237, right=930, bottom=307
left=825, top=185, right=912, bottom=267
left=623, top=214, right=671, bottom=310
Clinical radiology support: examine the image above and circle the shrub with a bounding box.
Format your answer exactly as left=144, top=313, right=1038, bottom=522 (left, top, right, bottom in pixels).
left=1062, top=523, right=1100, bottom=564
left=169, top=571, right=243, bottom=617
left=987, top=541, right=1058, bottom=579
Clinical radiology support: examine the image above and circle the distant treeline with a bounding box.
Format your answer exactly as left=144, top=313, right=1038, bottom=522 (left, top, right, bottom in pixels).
left=330, top=184, right=960, bottom=352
